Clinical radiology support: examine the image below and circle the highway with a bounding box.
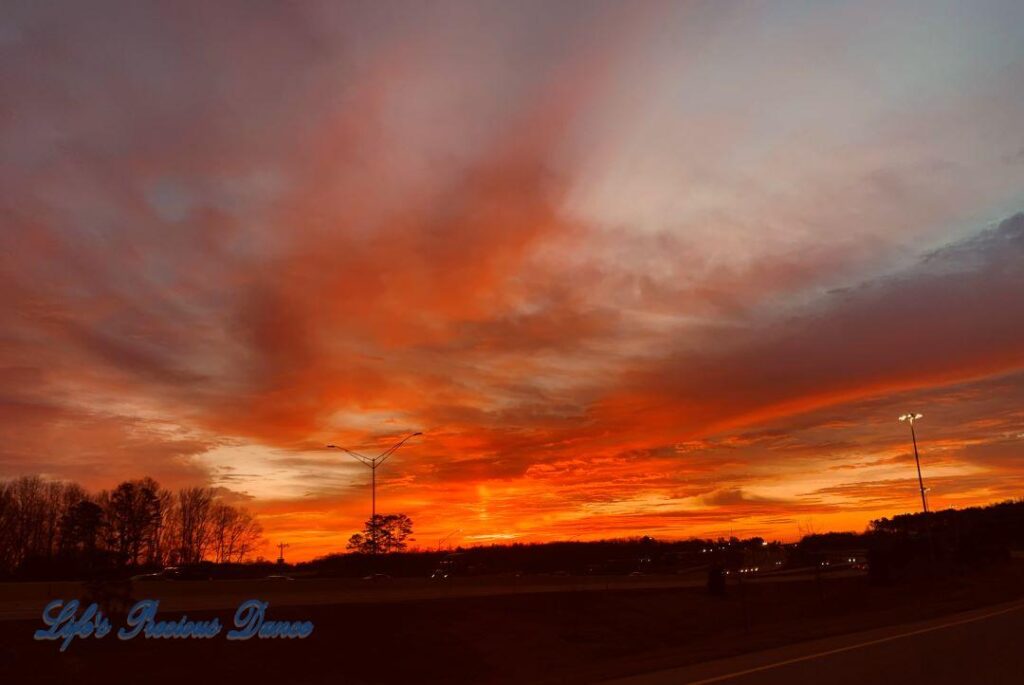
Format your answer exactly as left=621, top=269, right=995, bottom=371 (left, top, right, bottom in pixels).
left=603, top=598, right=1024, bottom=684
left=0, top=568, right=850, bottom=622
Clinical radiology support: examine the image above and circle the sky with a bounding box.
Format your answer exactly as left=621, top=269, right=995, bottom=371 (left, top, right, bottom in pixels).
left=2, top=1, right=1023, bottom=560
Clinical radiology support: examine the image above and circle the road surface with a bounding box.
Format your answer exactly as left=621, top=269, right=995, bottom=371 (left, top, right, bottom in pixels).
left=0, top=568, right=851, bottom=621
left=603, top=598, right=1024, bottom=684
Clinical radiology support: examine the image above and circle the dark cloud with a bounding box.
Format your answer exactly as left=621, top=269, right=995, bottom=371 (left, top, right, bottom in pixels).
left=601, top=214, right=1024, bottom=435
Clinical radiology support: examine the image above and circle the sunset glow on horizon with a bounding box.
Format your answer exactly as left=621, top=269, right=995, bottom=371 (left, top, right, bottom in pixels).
left=3, top=1, right=1024, bottom=561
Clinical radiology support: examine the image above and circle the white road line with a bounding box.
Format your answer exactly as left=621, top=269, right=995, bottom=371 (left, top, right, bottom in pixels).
left=684, top=600, right=1024, bottom=685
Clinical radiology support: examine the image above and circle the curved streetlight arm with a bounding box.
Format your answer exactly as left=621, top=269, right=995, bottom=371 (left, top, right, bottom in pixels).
left=326, top=444, right=374, bottom=467
left=375, top=432, right=423, bottom=467
left=343, top=448, right=375, bottom=467
left=327, top=432, right=421, bottom=467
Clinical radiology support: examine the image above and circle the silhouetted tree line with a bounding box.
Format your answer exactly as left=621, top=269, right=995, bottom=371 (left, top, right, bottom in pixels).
left=870, top=499, right=1024, bottom=548
left=304, top=535, right=779, bottom=578
left=0, top=476, right=263, bottom=579
left=866, top=499, right=1023, bottom=581
left=306, top=501, right=1024, bottom=580
left=790, top=500, right=1024, bottom=583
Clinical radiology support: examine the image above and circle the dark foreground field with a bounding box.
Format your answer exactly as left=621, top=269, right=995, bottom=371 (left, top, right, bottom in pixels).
left=2, top=563, right=1023, bottom=684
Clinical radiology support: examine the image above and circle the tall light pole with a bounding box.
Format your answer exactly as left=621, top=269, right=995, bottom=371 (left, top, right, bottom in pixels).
left=327, top=432, right=422, bottom=555
left=899, top=413, right=928, bottom=513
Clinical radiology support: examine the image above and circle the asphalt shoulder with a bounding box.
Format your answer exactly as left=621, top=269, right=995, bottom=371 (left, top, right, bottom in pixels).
left=600, top=597, right=1024, bottom=685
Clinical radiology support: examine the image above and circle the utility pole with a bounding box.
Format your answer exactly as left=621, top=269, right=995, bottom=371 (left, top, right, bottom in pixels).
left=899, top=413, right=928, bottom=513
left=277, top=542, right=289, bottom=565
left=328, top=432, right=422, bottom=556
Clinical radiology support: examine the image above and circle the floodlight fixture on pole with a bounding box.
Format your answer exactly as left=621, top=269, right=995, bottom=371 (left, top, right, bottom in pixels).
left=899, top=413, right=928, bottom=514
left=327, top=431, right=422, bottom=555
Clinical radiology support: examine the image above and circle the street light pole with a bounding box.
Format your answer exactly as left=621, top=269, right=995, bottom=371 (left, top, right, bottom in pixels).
left=328, top=432, right=422, bottom=556
left=899, top=413, right=928, bottom=513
